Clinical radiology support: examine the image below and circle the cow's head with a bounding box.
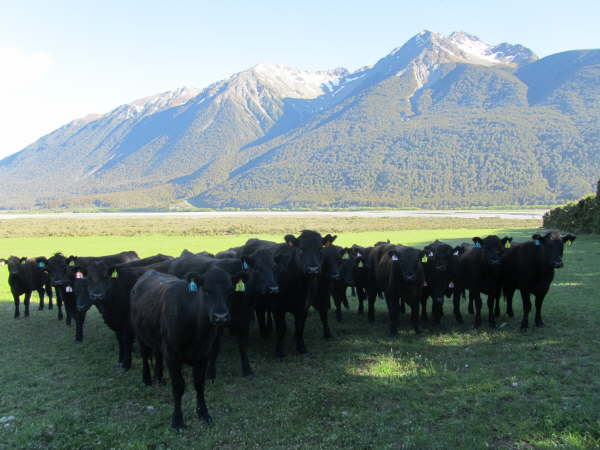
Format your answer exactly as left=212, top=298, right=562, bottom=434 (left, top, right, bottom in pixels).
left=389, top=247, right=424, bottom=284
left=532, top=232, right=576, bottom=269
left=188, top=268, right=231, bottom=326
left=285, top=230, right=324, bottom=276
left=1, top=256, right=26, bottom=275
left=46, top=253, right=70, bottom=286
left=242, top=248, right=279, bottom=295
left=472, top=235, right=504, bottom=266
left=85, top=260, right=115, bottom=304
left=423, top=240, right=454, bottom=272
left=321, top=245, right=342, bottom=282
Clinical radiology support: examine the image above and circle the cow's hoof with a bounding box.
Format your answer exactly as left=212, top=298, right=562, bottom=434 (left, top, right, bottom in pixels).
left=507, top=311, right=514, bottom=318
left=242, top=368, right=254, bottom=378
left=200, top=414, right=212, bottom=426
left=49, top=304, right=53, bottom=310
left=38, top=306, right=44, bottom=311
left=297, top=346, right=307, bottom=354
left=157, top=378, right=166, bottom=386
left=335, top=312, right=342, bottom=322
left=357, top=308, right=364, bottom=315
left=114, top=362, right=123, bottom=369
left=488, top=321, right=496, bottom=329
left=535, top=321, right=545, bottom=328
left=324, top=333, right=333, bottom=340
left=58, top=314, right=63, bottom=321
left=520, top=323, right=529, bottom=331
left=171, top=416, right=185, bottom=430
left=468, top=308, right=474, bottom=315
left=474, top=321, right=481, bottom=329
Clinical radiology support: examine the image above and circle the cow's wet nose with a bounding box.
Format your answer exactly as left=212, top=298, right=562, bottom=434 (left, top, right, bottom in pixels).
left=211, top=312, right=230, bottom=325
left=306, top=266, right=320, bottom=275
left=268, top=286, right=279, bottom=294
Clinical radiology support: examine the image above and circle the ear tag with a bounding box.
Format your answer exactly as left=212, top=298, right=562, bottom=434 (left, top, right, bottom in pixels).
left=505, top=241, right=511, bottom=249
left=421, top=255, right=428, bottom=263
left=38, top=262, right=46, bottom=268
left=453, top=250, right=460, bottom=256
left=423, top=281, right=428, bottom=287
left=357, top=252, right=362, bottom=257
left=242, top=261, right=249, bottom=270
left=428, top=252, right=434, bottom=257
left=391, top=255, right=398, bottom=261
left=69, top=260, right=76, bottom=267
left=474, top=242, right=481, bottom=248
left=534, top=239, right=541, bottom=246
left=566, top=240, right=572, bottom=247
left=235, top=280, right=245, bottom=292
left=65, top=286, right=73, bottom=293
left=188, top=280, right=198, bottom=292
left=342, top=253, right=350, bottom=260
left=75, top=271, right=83, bottom=279
left=111, top=269, right=118, bottom=279
left=358, top=261, right=364, bottom=268
left=449, top=282, right=454, bottom=289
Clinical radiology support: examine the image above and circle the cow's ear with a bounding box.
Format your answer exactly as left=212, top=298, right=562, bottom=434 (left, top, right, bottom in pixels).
left=562, top=234, right=576, bottom=246
left=543, top=232, right=554, bottom=241
left=500, top=237, right=512, bottom=249
left=66, top=256, right=76, bottom=266
left=284, top=234, right=298, bottom=247
left=241, top=256, right=253, bottom=270
left=20, top=257, right=27, bottom=264
left=452, top=246, right=464, bottom=256
left=0, top=258, right=5, bottom=265
left=472, top=237, right=482, bottom=244
left=419, top=250, right=428, bottom=263
left=531, top=234, right=545, bottom=243
left=180, top=249, right=194, bottom=258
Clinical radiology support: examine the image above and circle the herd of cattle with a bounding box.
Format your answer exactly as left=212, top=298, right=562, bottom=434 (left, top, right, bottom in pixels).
left=1, top=230, right=576, bottom=429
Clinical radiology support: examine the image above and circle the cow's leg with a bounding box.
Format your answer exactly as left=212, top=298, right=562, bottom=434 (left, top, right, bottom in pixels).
left=504, top=287, right=516, bottom=318
left=317, top=303, right=333, bottom=339
left=139, top=342, right=153, bottom=386
left=420, top=293, right=428, bottom=321
left=294, top=309, right=308, bottom=353
left=122, top=327, right=134, bottom=371
left=494, top=296, right=501, bottom=317
left=255, top=307, right=270, bottom=339
left=534, top=292, right=547, bottom=327
left=273, top=310, right=287, bottom=358
left=12, top=292, right=20, bottom=319
left=154, top=351, right=164, bottom=385
left=399, top=297, right=406, bottom=315
left=367, top=287, right=377, bottom=322
left=520, top=289, right=531, bottom=330
left=24, top=292, right=32, bottom=317
left=386, top=293, right=399, bottom=336
left=487, top=295, right=496, bottom=327
left=206, top=328, right=222, bottom=382
left=237, top=318, right=253, bottom=377
left=166, top=356, right=186, bottom=429
left=357, top=287, right=365, bottom=314
left=468, top=296, right=474, bottom=315
left=115, top=331, right=125, bottom=368
left=38, top=288, right=45, bottom=310
left=332, top=286, right=343, bottom=322
left=433, top=297, right=443, bottom=325
left=193, top=359, right=212, bottom=425
left=74, top=310, right=86, bottom=342
left=453, top=289, right=463, bottom=324
left=351, top=286, right=356, bottom=298
left=45, top=284, right=53, bottom=309
left=408, top=295, right=421, bottom=334
left=55, top=288, right=64, bottom=320
left=472, top=292, right=482, bottom=328
left=342, top=289, right=349, bottom=309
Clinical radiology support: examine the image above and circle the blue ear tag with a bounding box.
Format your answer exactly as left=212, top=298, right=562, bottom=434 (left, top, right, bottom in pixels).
left=188, top=280, right=198, bottom=292
left=38, top=262, right=45, bottom=268
left=474, top=242, right=481, bottom=248
left=534, top=239, right=541, bottom=246
left=242, top=261, right=249, bottom=270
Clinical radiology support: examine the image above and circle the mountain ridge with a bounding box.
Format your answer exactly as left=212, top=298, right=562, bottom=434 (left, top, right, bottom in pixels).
left=1, top=30, right=598, bottom=210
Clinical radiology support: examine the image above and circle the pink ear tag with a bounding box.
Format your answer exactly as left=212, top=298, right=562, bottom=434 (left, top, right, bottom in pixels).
left=75, top=271, right=83, bottom=279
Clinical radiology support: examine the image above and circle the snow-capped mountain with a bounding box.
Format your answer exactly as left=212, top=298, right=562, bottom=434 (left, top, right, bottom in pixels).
left=1, top=30, right=598, bottom=210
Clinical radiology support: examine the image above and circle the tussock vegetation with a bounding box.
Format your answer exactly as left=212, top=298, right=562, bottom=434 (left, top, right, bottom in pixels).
left=0, top=215, right=541, bottom=238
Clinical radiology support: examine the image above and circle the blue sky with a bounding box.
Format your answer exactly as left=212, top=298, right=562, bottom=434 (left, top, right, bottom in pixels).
left=1, top=0, right=599, bottom=158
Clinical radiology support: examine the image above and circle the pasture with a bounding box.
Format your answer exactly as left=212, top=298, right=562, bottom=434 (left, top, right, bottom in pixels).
left=0, top=216, right=598, bottom=449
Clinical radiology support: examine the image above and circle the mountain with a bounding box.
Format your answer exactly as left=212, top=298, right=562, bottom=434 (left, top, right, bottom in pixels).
left=1, top=31, right=598, bottom=210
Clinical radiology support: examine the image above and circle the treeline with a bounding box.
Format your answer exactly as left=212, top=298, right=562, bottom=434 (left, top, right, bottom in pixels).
left=543, top=180, right=600, bottom=233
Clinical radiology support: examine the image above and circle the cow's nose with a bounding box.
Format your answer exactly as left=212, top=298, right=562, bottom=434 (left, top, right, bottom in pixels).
left=211, top=313, right=230, bottom=325
left=268, top=286, right=279, bottom=294
left=90, top=293, right=104, bottom=301
left=307, top=266, right=320, bottom=275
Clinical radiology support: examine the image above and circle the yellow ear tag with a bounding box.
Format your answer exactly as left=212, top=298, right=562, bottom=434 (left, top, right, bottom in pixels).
left=235, top=280, right=245, bottom=292
left=111, top=269, right=118, bottom=279
left=566, top=240, right=572, bottom=246
left=421, top=256, right=428, bottom=263
left=358, top=261, right=364, bottom=268
left=505, top=241, right=511, bottom=249
left=342, top=253, right=350, bottom=260
left=69, top=260, right=75, bottom=267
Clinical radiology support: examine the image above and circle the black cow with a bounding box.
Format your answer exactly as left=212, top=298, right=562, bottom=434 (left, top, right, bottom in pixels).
left=1, top=256, right=50, bottom=318
left=45, top=253, right=72, bottom=323
left=374, top=244, right=426, bottom=335
left=64, top=251, right=139, bottom=342
left=454, top=235, right=512, bottom=328
left=501, top=232, right=576, bottom=329
left=350, top=245, right=371, bottom=315
left=77, top=255, right=173, bottom=369
left=420, top=241, right=463, bottom=325
left=130, top=268, right=231, bottom=429
left=170, top=251, right=263, bottom=378
left=312, top=239, right=343, bottom=336
left=330, top=246, right=355, bottom=322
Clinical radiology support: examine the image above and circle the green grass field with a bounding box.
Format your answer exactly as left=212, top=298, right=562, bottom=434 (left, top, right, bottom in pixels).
left=0, top=218, right=598, bottom=449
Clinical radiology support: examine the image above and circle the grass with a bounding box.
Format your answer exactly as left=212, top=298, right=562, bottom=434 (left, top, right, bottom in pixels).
left=0, top=218, right=599, bottom=449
